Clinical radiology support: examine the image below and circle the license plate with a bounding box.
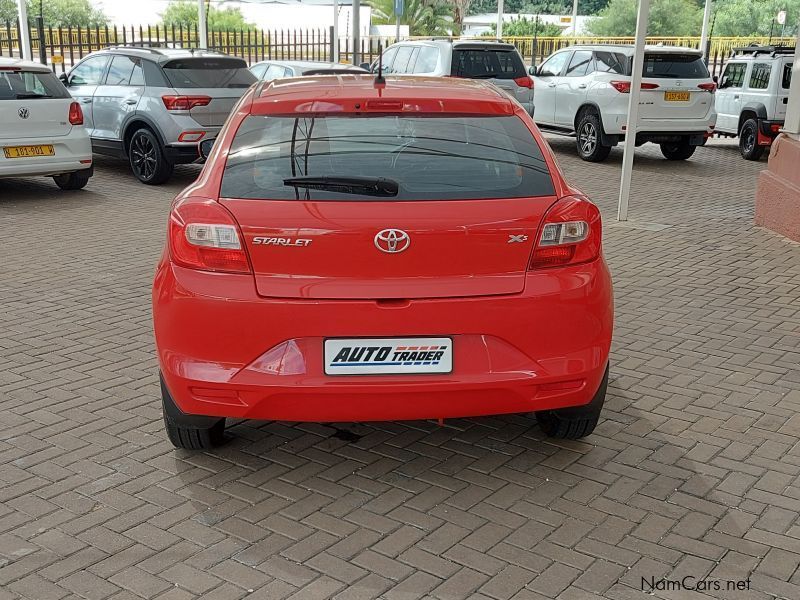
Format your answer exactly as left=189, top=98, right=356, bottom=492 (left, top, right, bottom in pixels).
left=664, top=91, right=690, bottom=102
left=324, top=337, right=453, bottom=375
left=3, top=145, right=55, bottom=158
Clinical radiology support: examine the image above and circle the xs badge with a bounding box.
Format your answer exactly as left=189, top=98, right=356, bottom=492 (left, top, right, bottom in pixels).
left=508, top=234, right=528, bottom=244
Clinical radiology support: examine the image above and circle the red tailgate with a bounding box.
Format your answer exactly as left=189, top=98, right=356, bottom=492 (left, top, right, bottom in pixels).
left=221, top=197, right=554, bottom=299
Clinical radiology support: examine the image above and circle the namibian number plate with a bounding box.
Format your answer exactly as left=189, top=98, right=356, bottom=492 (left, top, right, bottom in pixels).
left=324, top=337, right=453, bottom=375
left=3, top=145, right=55, bottom=158
left=664, top=91, right=690, bottom=102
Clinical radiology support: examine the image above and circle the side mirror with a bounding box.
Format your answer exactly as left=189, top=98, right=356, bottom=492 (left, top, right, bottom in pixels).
left=359, top=62, right=371, bottom=72
left=528, top=65, right=537, bottom=76
left=59, top=72, right=69, bottom=85
left=712, top=75, right=719, bottom=84
left=199, top=138, right=216, bottom=160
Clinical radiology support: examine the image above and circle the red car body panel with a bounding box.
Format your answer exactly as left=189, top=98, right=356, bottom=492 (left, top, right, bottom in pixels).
left=153, top=75, right=613, bottom=423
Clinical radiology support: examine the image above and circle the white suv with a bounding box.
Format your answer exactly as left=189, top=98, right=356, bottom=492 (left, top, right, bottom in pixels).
left=0, top=57, right=93, bottom=189
left=714, top=45, right=794, bottom=160
left=531, top=45, right=717, bottom=162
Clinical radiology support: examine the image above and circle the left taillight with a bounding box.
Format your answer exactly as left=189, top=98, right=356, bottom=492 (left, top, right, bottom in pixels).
left=68, top=101, right=83, bottom=125
left=168, top=197, right=251, bottom=274
left=529, top=196, right=602, bottom=270
left=514, top=76, right=534, bottom=89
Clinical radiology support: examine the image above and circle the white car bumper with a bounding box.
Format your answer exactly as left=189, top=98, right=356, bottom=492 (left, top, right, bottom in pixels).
left=0, top=131, right=92, bottom=178
left=603, top=114, right=716, bottom=136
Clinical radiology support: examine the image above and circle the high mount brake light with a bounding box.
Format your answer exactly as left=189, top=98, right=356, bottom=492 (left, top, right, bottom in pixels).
left=68, top=101, right=83, bottom=125
left=162, top=95, right=212, bottom=111
left=169, top=197, right=251, bottom=274
left=529, top=197, right=602, bottom=270
left=610, top=81, right=660, bottom=93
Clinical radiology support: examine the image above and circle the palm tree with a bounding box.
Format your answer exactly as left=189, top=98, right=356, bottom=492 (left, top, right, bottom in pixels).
left=369, top=0, right=454, bottom=36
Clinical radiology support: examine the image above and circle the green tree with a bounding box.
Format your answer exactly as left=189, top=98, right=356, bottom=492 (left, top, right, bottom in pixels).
left=370, top=0, right=453, bottom=35
left=482, top=15, right=564, bottom=35
left=713, top=0, right=799, bottom=36
left=1, top=0, right=107, bottom=26
left=586, top=0, right=702, bottom=35
left=161, top=0, right=253, bottom=30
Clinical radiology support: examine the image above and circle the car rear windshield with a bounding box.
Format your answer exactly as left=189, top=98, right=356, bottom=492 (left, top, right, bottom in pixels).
left=0, top=69, right=70, bottom=100
left=221, top=114, right=554, bottom=201
left=162, top=58, right=256, bottom=89
left=451, top=48, right=526, bottom=79
left=642, top=53, right=709, bottom=78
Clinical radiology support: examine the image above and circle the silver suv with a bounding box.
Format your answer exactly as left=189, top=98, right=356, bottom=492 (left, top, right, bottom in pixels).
left=364, top=40, right=534, bottom=115
left=62, top=47, right=256, bottom=184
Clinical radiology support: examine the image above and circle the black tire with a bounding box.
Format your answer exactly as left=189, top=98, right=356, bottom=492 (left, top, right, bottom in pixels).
left=659, top=140, right=696, bottom=161
left=129, top=128, right=173, bottom=185
left=739, top=119, right=766, bottom=161
left=536, top=366, right=608, bottom=440
left=53, top=170, right=90, bottom=190
left=161, top=376, right=225, bottom=450
left=575, top=111, right=612, bottom=162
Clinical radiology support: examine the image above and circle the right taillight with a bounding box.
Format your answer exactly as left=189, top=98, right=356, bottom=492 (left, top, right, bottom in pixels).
left=168, top=197, right=251, bottom=274
left=68, top=101, right=83, bottom=125
left=514, top=76, right=534, bottom=89
left=529, top=196, right=602, bottom=270
left=162, top=95, right=212, bottom=111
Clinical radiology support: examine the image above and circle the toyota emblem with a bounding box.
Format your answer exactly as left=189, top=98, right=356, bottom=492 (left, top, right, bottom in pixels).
left=18, top=107, right=29, bottom=119
left=374, top=229, right=410, bottom=254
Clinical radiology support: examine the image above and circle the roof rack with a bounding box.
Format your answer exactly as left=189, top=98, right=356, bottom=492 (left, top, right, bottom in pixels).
left=107, top=43, right=165, bottom=53
left=732, top=44, right=796, bottom=56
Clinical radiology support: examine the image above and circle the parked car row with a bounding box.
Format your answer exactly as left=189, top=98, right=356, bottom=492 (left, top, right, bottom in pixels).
left=2, top=41, right=792, bottom=192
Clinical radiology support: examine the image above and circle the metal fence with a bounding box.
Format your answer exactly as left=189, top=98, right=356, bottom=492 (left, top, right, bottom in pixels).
left=0, top=22, right=795, bottom=76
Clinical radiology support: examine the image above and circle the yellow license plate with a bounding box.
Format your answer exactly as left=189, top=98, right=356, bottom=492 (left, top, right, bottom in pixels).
left=664, top=91, right=690, bottom=102
left=3, top=145, right=55, bottom=159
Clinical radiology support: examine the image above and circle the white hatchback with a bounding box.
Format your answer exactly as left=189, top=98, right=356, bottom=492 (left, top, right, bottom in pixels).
left=0, top=57, right=93, bottom=189
left=531, top=45, right=717, bottom=162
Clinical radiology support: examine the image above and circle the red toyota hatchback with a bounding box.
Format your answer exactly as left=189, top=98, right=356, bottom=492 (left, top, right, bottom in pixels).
left=153, top=75, right=613, bottom=449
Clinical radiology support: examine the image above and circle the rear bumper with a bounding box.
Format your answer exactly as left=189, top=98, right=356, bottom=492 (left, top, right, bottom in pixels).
left=757, top=120, right=784, bottom=145
left=0, top=132, right=92, bottom=178
left=153, top=258, right=614, bottom=423
left=604, top=114, right=715, bottom=137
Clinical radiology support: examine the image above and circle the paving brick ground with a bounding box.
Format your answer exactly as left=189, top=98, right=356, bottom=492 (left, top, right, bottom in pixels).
left=1, top=136, right=799, bottom=600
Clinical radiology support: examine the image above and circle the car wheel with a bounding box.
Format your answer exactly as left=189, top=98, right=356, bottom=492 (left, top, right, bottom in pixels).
left=659, top=140, right=696, bottom=161
left=536, top=365, right=608, bottom=440
left=575, top=112, right=612, bottom=162
left=129, top=128, right=174, bottom=185
left=739, top=119, right=766, bottom=161
left=161, top=375, right=225, bottom=450
left=52, top=170, right=90, bottom=190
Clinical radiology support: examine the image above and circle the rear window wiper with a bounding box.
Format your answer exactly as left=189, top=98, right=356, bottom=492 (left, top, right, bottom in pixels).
left=283, top=176, right=399, bottom=197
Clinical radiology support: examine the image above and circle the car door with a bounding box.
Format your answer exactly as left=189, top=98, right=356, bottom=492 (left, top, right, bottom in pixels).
left=531, top=50, right=571, bottom=126
left=92, top=55, right=145, bottom=143
left=715, top=61, right=747, bottom=133
left=65, top=54, right=110, bottom=137
left=555, top=49, right=594, bottom=128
